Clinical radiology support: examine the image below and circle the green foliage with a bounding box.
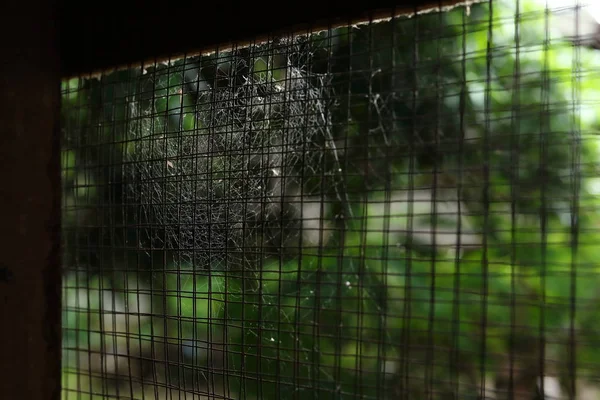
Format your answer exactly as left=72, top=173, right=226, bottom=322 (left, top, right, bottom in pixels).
left=61, top=0, right=600, bottom=398
left=162, top=269, right=227, bottom=344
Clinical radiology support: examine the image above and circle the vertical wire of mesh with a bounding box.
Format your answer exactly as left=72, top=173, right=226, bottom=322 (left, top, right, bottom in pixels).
left=569, top=1, right=583, bottom=398
left=60, top=1, right=600, bottom=399
left=509, top=2, right=522, bottom=398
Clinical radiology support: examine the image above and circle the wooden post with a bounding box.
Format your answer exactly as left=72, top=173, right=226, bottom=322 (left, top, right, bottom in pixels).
left=0, top=1, right=62, bottom=399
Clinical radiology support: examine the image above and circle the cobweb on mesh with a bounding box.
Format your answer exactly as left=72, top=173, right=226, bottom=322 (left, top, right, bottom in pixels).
left=126, top=38, right=341, bottom=270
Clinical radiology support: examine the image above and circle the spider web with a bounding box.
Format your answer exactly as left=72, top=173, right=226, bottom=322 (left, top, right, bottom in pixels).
left=126, top=37, right=343, bottom=271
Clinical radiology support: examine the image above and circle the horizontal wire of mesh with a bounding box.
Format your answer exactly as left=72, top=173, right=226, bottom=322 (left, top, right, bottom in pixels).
left=61, top=1, right=600, bottom=399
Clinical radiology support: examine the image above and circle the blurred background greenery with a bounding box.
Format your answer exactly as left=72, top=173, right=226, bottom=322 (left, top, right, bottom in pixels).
left=60, top=1, right=600, bottom=399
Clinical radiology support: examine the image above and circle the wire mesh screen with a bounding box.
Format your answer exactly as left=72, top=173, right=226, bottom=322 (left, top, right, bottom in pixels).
left=60, top=1, right=600, bottom=398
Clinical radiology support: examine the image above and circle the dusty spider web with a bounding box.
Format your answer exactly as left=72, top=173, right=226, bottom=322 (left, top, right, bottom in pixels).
left=126, top=37, right=344, bottom=271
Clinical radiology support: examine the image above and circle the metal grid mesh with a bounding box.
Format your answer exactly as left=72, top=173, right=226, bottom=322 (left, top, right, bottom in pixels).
left=60, top=1, right=600, bottom=398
